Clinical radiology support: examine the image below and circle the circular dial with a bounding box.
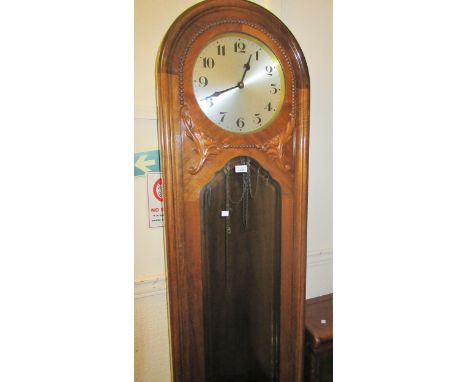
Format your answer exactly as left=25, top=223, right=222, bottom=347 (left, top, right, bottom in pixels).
left=192, top=33, right=285, bottom=133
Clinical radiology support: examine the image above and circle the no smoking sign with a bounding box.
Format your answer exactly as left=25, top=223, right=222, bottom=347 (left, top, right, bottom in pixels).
left=153, top=178, right=163, bottom=202
left=147, top=172, right=164, bottom=228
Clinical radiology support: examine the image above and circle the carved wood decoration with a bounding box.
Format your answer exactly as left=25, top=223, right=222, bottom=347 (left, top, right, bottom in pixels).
left=183, top=103, right=296, bottom=174
left=156, top=1, right=310, bottom=381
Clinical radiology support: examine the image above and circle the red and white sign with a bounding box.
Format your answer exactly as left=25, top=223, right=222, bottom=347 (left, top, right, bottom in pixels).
left=147, top=172, right=164, bottom=228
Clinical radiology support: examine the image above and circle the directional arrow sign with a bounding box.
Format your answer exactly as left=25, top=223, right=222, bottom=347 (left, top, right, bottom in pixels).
left=134, top=149, right=160, bottom=176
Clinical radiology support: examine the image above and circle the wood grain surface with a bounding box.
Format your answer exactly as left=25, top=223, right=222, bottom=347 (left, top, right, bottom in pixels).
left=156, top=1, right=310, bottom=380
left=304, top=294, right=333, bottom=348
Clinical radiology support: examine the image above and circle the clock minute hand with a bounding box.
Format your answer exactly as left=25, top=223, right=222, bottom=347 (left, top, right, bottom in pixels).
left=199, top=84, right=239, bottom=101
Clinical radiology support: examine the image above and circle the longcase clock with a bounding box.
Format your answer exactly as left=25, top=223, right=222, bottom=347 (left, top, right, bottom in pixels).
left=156, top=1, right=310, bottom=381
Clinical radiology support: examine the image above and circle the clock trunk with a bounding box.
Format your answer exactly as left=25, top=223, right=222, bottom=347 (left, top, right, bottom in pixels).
left=201, top=157, right=281, bottom=381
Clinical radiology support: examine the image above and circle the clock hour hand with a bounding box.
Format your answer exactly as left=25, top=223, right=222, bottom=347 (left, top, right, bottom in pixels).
left=199, top=84, right=239, bottom=101
left=199, top=53, right=253, bottom=102
left=239, top=54, right=253, bottom=85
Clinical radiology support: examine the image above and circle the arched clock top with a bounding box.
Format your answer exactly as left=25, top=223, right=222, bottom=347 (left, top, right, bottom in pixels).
left=157, top=0, right=310, bottom=93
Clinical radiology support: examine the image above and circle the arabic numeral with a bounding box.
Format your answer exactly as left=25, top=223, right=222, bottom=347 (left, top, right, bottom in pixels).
left=198, top=76, right=208, bottom=87
left=270, top=84, right=279, bottom=94
left=254, top=113, right=262, bottom=125
left=219, top=111, right=227, bottom=123
left=217, top=45, right=226, bottom=56
left=236, top=117, right=245, bottom=128
left=234, top=41, right=246, bottom=53
left=264, top=102, right=272, bottom=111
left=203, top=57, right=215, bottom=68
left=265, top=65, right=273, bottom=76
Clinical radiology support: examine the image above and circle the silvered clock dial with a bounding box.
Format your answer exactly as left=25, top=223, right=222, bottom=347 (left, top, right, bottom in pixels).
left=192, top=32, right=285, bottom=133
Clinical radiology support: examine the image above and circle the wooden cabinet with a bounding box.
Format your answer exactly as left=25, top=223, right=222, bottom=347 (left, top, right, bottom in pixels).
left=156, top=1, right=310, bottom=380
left=304, top=294, right=333, bottom=382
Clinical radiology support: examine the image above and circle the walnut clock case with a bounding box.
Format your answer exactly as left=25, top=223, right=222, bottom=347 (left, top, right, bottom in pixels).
left=156, top=1, right=310, bottom=381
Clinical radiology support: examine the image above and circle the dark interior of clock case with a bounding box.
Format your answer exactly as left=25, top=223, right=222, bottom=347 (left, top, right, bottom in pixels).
left=201, top=156, right=281, bottom=382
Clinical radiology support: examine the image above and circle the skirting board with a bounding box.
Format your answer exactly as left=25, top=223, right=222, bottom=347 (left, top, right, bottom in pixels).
left=135, top=275, right=167, bottom=299
left=307, top=248, right=333, bottom=266
left=306, top=248, right=333, bottom=298
left=134, top=248, right=333, bottom=299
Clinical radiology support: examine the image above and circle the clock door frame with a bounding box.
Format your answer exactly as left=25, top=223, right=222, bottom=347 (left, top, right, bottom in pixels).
left=156, top=1, right=310, bottom=381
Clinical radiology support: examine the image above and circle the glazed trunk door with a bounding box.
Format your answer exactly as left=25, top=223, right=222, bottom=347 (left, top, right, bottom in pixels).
left=201, top=157, right=281, bottom=382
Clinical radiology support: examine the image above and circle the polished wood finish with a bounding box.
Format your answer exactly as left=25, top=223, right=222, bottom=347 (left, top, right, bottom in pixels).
left=305, top=294, right=333, bottom=347
left=156, top=1, right=310, bottom=380
left=304, top=294, right=333, bottom=382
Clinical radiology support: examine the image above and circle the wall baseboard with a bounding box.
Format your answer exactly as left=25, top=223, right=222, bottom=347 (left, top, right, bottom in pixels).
left=135, top=104, right=157, bottom=120
left=307, top=248, right=333, bottom=266
left=134, top=248, right=333, bottom=299
left=135, top=275, right=167, bottom=299
left=306, top=248, right=333, bottom=298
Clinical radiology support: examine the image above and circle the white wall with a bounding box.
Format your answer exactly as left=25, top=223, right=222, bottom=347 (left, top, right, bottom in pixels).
left=134, top=1, right=332, bottom=381
left=283, top=0, right=333, bottom=298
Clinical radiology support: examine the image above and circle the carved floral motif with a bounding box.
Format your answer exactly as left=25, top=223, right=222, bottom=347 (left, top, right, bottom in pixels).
left=259, top=114, right=295, bottom=171
left=181, top=105, right=295, bottom=174
left=181, top=105, right=222, bottom=174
